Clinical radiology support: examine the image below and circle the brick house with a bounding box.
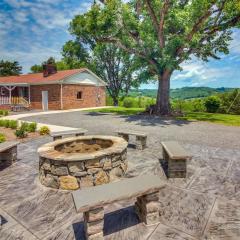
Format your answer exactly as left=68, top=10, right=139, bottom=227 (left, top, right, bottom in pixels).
left=0, top=67, right=107, bottom=110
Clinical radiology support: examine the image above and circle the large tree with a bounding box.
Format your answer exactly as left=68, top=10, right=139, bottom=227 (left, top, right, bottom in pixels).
left=62, top=40, right=140, bottom=105
left=70, top=0, right=240, bottom=115
left=0, top=60, right=22, bottom=76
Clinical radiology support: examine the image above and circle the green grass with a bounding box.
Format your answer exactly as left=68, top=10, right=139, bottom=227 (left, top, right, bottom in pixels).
left=87, top=107, right=240, bottom=126
left=178, top=112, right=240, bottom=126
left=87, top=107, right=145, bottom=115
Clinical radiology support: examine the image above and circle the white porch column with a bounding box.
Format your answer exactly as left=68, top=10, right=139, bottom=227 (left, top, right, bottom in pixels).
left=28, top=85, right=31, bottom=104
left=3, top=86, right=16, bottom=104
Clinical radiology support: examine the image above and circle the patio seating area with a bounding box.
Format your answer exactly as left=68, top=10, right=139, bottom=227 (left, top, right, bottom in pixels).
left=0, top=110, right=240, bottom=240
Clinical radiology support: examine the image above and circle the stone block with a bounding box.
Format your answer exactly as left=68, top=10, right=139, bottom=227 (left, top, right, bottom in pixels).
left=102, top=159, right=112, bottom=170
left=59, top=176, right=79, bottom=190
left=84, top=207, right=104, bottom=222
left=41, top=159, right=51, bottom=171
left=51, top=165, right=68, bottom=176
left=112, top=155, right=121, bottom=162
left=109, top=167, right=123, bottom=181
left=68, top=162, right=85, bottom=173
left=41, top=174, right=59, bottom=189
left=88, top=168, right=101, bottom=175
left=120, top=162, right=128, bottom=172
left=84, top=219, right=104, bottom=236
left=168, top=170, right=186, bottom=178
left=112, top=160, right=121, bottom=168
left=73, top=171, right=88, bottom=177
left=81, top=175, right=94, bottom=188
left=85, top=159, right=101, bottom=169
left=94, top=171, right=109, bottom=185
left=142, top=191, right=159, bottom=202
left=136, top=200, right=159, bottom=213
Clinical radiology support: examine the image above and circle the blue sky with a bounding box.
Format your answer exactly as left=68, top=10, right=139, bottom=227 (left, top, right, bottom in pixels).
left=0, top=0, right=240, bottom=89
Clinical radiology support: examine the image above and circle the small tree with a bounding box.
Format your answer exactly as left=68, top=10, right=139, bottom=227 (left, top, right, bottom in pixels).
left=204, top=96, right=221, bottom=113
left=70, top=0, right=240, bottom=115
left=0, top=60, right=22, bottom=76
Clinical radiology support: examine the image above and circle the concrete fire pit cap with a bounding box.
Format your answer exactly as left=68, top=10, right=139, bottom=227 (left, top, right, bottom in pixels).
left=38, top=135, right=128, bottom=162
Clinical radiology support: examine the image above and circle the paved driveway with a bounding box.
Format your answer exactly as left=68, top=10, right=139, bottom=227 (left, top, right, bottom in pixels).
left=21, top=110, right=240, bottom=149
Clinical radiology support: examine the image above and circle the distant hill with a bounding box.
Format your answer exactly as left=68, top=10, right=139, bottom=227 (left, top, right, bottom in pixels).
left=129, top=87, right=234, bottom=99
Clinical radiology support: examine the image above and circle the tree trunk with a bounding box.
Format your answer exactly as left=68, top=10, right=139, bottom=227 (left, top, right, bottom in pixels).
left=156, top=70, right=172, bottom=115
left=113, top=97, right=119, bottom=106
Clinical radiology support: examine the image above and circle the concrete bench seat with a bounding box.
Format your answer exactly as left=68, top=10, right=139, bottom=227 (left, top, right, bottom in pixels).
left=72, top=174, right=164, bottom=240
left=115, top=130, right=147, bottom=150
left=50, top=129, right=88, bottom=141
left=161, top=141, right=192, bottom=178
left=0, top=141, right=19, bottom=169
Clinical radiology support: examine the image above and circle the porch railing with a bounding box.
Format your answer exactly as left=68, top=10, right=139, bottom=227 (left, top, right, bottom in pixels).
left=0, top=96, right=29, bottom=107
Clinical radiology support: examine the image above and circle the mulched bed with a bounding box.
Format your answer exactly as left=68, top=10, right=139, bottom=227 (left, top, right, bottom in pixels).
left=0, top=127, right=40, bottom=143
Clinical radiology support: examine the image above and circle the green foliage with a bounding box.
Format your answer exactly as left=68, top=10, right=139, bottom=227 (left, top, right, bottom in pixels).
left=8, top=120, right=18, bottom=129
left=0, top=60, right=22, bottom=76
left=15, top=128, right=27, bottom=138
left=30, top=57, right=72, bottom=73
left=218, top=89, right=240, bottom=114
left=0, top=110, right=9, bottom=116
left=0, top=133, right=6, bottom=143
left=204, top=96, right=221, bottom=113
left=172, top=99, right=205, bottom=112
left=120, top=96, right=155, bottom=108
left=14, top=123, right=28, bottom=138
left=39, top=126, right=50, bottom=135
left=71, top=0, right=240, bottom=114
left=27, top=122, right=37, bottom=132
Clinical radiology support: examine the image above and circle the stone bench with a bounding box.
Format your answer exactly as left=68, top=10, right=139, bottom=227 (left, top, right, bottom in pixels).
left=161, top=141, right=191, bottom=178
left=72, top=174, right=164, bottom=240
left=50, top=129, right=88, bottom=141
left=0, top=141, right=19, bottom=169
left=115, top=130, right=147, bottom=150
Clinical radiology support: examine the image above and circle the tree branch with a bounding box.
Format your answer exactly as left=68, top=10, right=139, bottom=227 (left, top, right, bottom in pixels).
left=158, top=0, right=170, bottom=48
left=145, top=0, right=159, bottom=35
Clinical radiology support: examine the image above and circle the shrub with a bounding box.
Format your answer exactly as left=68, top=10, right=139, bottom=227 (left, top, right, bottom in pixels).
left=0, top=110, right=9, bottom=116
left=123, top=97, right=133, bottom=108
left=20, top=122, right=29, bottom=132
left=0, top=133, right=6, bottom=143
left=9, top=120, right=18, bottom=129
left=0, top=119, right=5, bottom=127
left=4, top=120, right=10, bottom=128
left=15, top=128, right=27, bottom=138
left=204, top=96, right=221, bottom=113
left=27, top=122, right=37, bottom=132
left=39, top=126, right=50, bottom=135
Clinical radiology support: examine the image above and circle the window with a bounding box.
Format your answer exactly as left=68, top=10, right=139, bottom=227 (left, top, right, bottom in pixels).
left=77, top=91, right=82, bottom=99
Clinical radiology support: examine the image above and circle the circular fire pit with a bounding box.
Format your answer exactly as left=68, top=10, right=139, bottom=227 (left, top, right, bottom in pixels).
left=38, top=135, right=128, bottom=190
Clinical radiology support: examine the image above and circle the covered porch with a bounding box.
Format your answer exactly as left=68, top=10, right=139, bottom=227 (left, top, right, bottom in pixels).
left=0, top=84, right=30, bottom=108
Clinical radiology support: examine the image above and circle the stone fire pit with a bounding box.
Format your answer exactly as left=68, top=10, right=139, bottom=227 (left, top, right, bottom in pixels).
left=38, top=135, right=128, bottom=190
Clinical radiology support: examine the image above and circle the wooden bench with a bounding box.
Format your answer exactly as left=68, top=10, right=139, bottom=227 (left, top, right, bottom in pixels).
left=50, top=129, right=88, bottom=141
left=0, top=141, right=19, bottom=169
left=72, top=174, right=164, bottom=240
left=161, top=141, right=191, bottom=178
left=115, top=130, right=147, bottom=150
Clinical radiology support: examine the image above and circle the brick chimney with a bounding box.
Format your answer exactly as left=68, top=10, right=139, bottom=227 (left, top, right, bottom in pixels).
left=43, top=64, right=57, bottom=77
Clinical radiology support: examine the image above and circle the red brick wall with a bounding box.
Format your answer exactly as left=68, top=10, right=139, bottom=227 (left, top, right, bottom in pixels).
left=62, top=84, right=106, bottom=110
left=29, top=84, right=106, bottom=110
left=30, top=84, right=61, bottom=110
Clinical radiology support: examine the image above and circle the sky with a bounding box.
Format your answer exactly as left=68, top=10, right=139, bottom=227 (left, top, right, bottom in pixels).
left=0, top=0, right=240, bottom=89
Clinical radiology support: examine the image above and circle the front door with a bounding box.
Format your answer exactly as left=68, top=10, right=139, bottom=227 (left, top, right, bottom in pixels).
left=42, top=91, right=48, bottom=110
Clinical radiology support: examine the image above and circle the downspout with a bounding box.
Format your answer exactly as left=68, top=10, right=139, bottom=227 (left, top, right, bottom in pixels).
left=60, top=84, right=63, bottom=110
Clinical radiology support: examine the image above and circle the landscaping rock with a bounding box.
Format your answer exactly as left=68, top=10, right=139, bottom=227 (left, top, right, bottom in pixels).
left=68, top=162, right=84, bottom=173
left=51, top=165, right=68, bottom=176
left=81, top=175, right=94, bottom=188
left=59, top=176, right=79, bottom=190
left=94, top=171, right=109, bottom=185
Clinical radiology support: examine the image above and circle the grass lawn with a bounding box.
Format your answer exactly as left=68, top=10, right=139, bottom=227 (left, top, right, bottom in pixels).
left=88, top=107, right=240, bottom=126
left=178, top=112, right=240, bottom=126
left=88, top=107, right=145, bottom=115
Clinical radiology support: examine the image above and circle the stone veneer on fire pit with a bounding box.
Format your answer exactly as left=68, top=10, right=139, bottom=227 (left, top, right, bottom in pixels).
left=38, top=135, right=128, bottom=190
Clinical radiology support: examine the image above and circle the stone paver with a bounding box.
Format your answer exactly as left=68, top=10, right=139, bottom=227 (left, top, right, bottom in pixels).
left=0, top=112, right=239, bottom=239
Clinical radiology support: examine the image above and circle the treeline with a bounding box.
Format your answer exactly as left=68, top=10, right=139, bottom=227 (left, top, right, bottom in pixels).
left=172, top=89, right=240, bottom=115
left=129, top=87, right=233, bottom=100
